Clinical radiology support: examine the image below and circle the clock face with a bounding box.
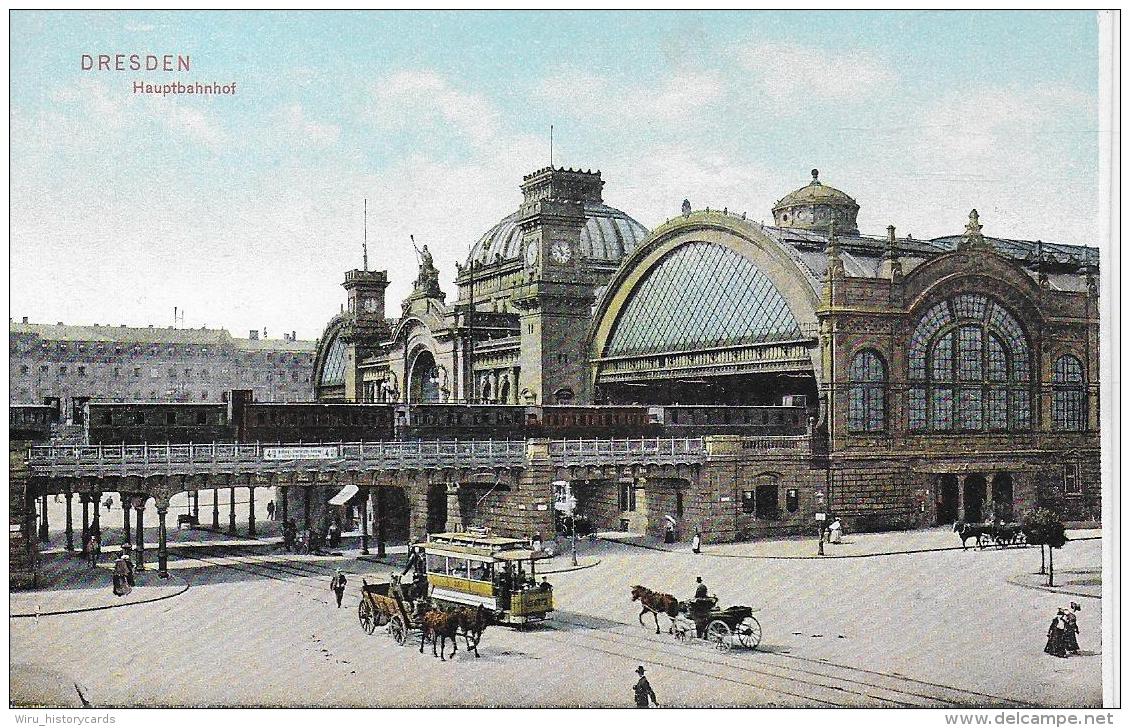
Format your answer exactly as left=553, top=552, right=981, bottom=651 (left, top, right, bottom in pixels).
left=551, top=239, right=572, bottom=264
left=525, top=240, right=539, bottom=268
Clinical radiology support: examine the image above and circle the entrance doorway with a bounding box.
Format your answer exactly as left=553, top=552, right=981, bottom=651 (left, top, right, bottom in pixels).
left=936, top=475, right=959, bottom=525
left=963, top=474, right=987, bottom=523
left=409, top=350, right=441, bottom=403
left=991, top=473, right=1014, bottom=522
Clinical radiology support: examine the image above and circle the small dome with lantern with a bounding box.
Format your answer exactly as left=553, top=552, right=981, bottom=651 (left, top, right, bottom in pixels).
left=772, top=169, right=860, bottom=235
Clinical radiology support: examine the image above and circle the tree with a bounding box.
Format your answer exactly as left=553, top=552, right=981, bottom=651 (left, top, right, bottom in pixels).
left=1022, top=508, right=1069, bottom=587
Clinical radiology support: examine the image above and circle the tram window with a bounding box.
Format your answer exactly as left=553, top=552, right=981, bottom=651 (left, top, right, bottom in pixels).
left=426, top=554, right=446, bottom=573
left=470, top=562, right=493, bottom=582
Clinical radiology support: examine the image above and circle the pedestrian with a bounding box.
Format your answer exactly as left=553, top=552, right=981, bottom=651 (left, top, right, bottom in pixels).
left=112, top=551, right=134, bottom=597
left=532, top=533, right=543, bottom=553
left=1044, top=609, right=1067, bottom=658
left=330, top=568, right=347, bottom=608
left=87, top=533, right=101, bottom=568
left=664, top=521, right=676, bottom=544
left=267, top=500, right=275, bottom=521
left=103, top=495, right=113, bottom=511
left=328, top=519, right=341, bottom=548
left=282, top=520, right=296, bottom=552
left=633, top=666, right=658, bottom=708
left=691, top=528, right=702, bottom=554
left=827, top=516, right=843, bottom=544
left=1063, top=602, right=1081, bottom=654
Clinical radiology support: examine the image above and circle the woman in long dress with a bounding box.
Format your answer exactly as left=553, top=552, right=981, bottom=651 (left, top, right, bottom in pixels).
left=112, top=554, right=133, bottom=597
left=1044, top=610, right=1067, bottom=658
left=1063, top=603, right=1081, bottom=654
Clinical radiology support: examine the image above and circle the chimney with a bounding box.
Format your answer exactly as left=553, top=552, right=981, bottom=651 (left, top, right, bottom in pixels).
left=249, top=330, right=259, bottom=340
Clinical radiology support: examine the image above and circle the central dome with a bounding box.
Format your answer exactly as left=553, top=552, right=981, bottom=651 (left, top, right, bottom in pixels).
left=772, top=169, right=860, bottom=235
left=468, top=202, right=649, bottom=267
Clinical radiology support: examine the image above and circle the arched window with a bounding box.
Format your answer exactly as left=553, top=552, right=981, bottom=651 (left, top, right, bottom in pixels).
left=907, top=294, right=1031, bottom=432
left=1052, top=354, right=1086, bottom=431
left=848, top=350, right=886, bottom=432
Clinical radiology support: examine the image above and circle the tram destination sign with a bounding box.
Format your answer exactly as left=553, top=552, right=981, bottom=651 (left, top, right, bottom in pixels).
left=262, top=446, right=339, bottom=461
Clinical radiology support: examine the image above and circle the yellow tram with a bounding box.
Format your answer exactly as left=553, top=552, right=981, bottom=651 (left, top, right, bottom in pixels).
left=416, top=531, right=555, bottom=625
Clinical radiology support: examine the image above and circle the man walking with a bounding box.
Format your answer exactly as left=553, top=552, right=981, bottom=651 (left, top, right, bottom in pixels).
left=633, top=666, right=658, bottom=708
left=266, top=500, right=275, bottom=521
left=330, top=568, right=347, bottom=608
left=87, top=532, right=101, bottom=568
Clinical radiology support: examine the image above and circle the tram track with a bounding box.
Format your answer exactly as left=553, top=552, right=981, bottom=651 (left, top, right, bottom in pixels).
left=542, top=614, right=1034, bottom=708
left=164, top=543, right=1034, bottom=708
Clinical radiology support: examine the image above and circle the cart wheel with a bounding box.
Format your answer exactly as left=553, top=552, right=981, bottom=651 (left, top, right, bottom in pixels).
left=736, top=616, right=762, bottom=649
left=358, top=600, right=376, bottom=635
left=706, top=620, right=732, bottom=651
left=388, top=614, right=407, bottom=646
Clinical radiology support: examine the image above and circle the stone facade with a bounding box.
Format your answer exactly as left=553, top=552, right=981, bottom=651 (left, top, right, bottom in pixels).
left=313, top=166, right=648, bottom=409
left=10, top=321, right=316, bottom=419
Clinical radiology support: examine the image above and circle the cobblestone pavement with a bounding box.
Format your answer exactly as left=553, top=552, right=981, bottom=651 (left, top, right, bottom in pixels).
left=9, top=529, right=1103, bottom=708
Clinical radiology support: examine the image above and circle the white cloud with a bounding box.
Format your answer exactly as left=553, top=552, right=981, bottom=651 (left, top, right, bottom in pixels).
left=537, top=66, right=724, bottom=128
left=736, top=41, right=895, bottom=108
left=369, top=69, right=500, bottom=147
left=275, top=104, right=341, bottom=147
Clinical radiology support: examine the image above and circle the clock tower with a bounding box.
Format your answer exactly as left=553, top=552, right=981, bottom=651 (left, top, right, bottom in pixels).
left=512, top=166, right=603, bottom=404
left=340, top=268, right=390, bottom=400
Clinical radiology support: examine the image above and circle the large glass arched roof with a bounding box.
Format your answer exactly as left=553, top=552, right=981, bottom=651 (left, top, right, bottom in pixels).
left=319, top=335, right=348, bottom=387
left=605, top=242, right=803, bottom=357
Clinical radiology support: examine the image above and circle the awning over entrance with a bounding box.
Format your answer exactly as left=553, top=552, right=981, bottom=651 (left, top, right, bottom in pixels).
left=328, top=484, right=359, bottom=506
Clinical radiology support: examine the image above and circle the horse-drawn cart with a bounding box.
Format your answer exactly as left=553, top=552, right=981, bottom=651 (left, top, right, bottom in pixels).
left=675, top=596, right=762, bottom=651
left=358, top=574, right=426, bottom=646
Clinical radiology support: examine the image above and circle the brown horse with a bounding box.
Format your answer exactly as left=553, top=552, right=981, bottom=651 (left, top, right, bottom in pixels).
left=419, top=607, right=460, bottom=660
left=631, top=585, right=681, bottom=634
left=455, top=604, right=494, bottom=658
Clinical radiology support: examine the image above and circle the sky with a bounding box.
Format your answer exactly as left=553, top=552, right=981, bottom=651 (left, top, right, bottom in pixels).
left=9, top=10, right=1102, bottom=341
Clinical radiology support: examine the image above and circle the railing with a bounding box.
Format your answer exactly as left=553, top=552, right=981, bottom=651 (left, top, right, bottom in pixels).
left=549, top=438, right=707, bottom=466
left=27, top=440, right=528, bottom=477
left=27, top=435, right=806, bottom=477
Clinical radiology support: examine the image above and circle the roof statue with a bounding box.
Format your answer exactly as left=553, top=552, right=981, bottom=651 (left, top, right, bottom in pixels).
left=413, top=243, right=443, bottom=298
left=682, top=199, right=692, bottom=216
left=958, top=208, right=987, bottom=250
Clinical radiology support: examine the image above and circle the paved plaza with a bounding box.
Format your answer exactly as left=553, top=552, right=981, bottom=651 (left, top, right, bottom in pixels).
left=10, top=524, right=1103, bottom=708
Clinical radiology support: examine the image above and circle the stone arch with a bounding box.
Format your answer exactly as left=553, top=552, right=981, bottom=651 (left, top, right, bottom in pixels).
left=407, top=346, right=441, bottom=404
left=589, top=213, right=822, bottom=383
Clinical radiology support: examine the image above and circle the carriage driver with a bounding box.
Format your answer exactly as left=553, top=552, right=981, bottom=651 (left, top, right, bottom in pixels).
left=690, top=577, right=713, bottom=639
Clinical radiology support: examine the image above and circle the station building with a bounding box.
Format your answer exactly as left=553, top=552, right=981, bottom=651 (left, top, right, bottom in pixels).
left=313, top=166, right=1101, bottom=541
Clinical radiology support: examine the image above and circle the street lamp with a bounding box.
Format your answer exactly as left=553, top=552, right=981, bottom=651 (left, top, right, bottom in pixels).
left=815, top=490, right=826, bottom=556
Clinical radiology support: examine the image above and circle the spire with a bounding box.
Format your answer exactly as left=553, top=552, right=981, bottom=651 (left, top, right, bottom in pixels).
left=825, top=219, right=845, bottom=281
left=881, top=224, right=903, bottom=282
left=362, top=198, right=369, bottom=272
left=1036, top=239, right=1049, bottom=288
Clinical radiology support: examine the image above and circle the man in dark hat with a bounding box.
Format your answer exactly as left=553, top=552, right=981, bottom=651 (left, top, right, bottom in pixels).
left=330, top=568, right=347, bottom=608
left=633, top=666, right=658, bottom=708
left=694, top=576, right=708, bottom=599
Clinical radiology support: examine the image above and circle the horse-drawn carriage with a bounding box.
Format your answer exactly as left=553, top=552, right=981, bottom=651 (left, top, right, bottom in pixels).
left=631, top=586, right=762, bottom=651
left=358, top=573, right=420, bottom=645
left=953, top=521, right=1027, bottom=550
left=357, top=573, right=492, bottom=660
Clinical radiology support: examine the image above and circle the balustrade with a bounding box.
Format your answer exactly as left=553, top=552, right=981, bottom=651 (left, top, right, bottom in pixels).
left=27, top=434, right=805, bottom=478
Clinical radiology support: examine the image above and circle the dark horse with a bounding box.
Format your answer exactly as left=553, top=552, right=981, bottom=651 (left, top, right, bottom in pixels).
left=455, top=604, right=493, bottom=658
left=631, top=585, right=681, bottom=635
left=420, top=607, right=461, bottom=661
